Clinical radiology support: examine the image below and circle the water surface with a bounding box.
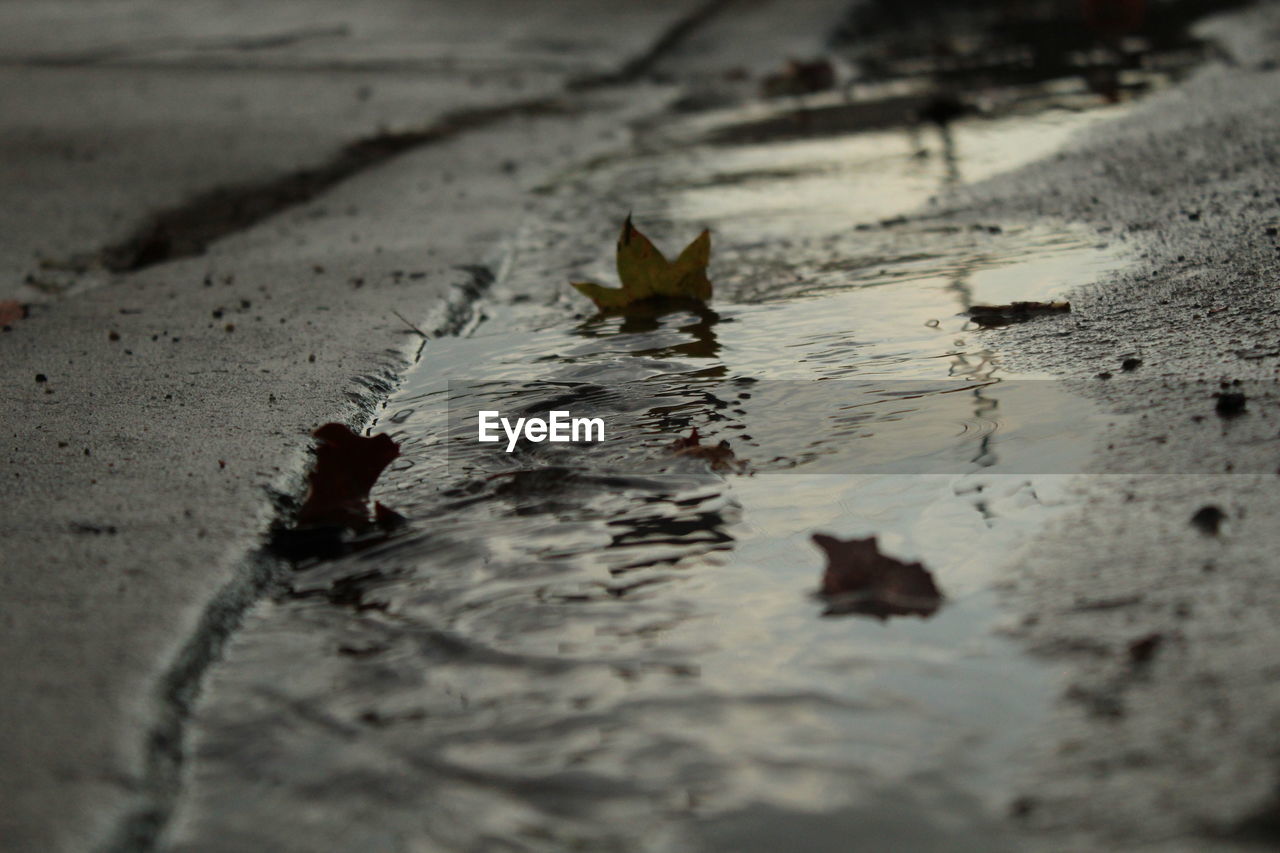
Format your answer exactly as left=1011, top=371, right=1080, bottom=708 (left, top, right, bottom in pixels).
left=168, top=91, right=1131, bottom=852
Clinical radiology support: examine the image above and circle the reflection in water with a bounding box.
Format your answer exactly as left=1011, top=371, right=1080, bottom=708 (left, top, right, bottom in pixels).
left=576, top=305, right=723, bottom=361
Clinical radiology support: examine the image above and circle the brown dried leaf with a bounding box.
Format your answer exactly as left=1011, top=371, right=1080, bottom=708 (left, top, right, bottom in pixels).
left=297, top=423, right=400, bottom=530
left=812, top=533, right=943, bottom=619
left=668, top=427, right=744, bottom=473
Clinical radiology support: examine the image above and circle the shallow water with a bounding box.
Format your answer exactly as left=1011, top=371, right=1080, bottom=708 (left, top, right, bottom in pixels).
left=170, top=98, right=1131, bottom=851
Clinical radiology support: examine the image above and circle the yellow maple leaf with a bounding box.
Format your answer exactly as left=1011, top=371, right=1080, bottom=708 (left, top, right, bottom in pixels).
left=572, top=216, right=712, bottom=311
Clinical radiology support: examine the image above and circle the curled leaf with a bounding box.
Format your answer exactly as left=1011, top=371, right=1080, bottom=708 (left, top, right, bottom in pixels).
left=812, top=533, right=943, bottom=619
left=572, top=216, right=712, bottom=311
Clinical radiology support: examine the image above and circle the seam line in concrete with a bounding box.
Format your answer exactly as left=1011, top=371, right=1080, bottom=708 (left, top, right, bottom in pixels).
left=95, top=97, right=573, bottom=273
left=569, top=0, right=739, bottom=89
left=98, top=264, right=496, bottom=853
left=86, top=4, right=739, bottom=844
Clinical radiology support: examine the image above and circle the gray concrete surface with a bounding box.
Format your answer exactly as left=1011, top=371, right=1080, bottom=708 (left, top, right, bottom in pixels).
left=944, top=4, right=1280, bottom=849
left=0, top=0, right=704, bottom=299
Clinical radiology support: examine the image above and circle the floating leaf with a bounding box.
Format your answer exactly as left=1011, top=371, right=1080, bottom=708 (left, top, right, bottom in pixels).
left=668, top=427, right=745, bottom=473
left=572, top=216, right=711, bottom=311
left=812, top=533, right=943, bottom=619
left=297, top=423, right=401, bottom=530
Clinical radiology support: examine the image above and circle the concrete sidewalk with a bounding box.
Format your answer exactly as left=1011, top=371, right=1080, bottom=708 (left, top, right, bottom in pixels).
left=0, top=2, right=850, bottom=851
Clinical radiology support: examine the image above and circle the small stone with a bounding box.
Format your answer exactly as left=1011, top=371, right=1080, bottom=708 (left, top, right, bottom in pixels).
left=1128, top=633, right=1163, bottom=664
left=1190, top=505, right=1226, bottom=535
left=1215, top=392, right=1247, bottom=417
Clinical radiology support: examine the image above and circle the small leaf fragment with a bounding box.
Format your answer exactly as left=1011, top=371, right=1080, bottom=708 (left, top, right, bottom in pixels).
left=667, top=427, right=744, bottom=473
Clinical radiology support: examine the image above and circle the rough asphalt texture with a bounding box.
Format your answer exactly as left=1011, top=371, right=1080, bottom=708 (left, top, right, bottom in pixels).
left=953, top=5, right=1280, bottom=849
left=2, top=0, right=1280, bottom=851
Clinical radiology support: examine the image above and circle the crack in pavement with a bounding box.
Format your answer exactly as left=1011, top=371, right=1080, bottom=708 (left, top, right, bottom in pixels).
left=100, top=263, right=496, bottom=853
left=83, top=0, right=739, bottom=276
left=569, top=0, right=738, bottom=88
left=96, top=98, right=573, bottom=274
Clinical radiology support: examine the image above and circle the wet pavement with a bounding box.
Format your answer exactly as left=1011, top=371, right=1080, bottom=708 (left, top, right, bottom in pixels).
left=166, top=63, right=1134, bottom=851
left=7, top=1, right=1280, bottom=851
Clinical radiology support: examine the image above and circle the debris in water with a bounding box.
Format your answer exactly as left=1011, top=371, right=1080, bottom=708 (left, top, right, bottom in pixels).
left=571, top=216, right=712, bottom=312
left=297, top=423, right=401, bottom=530
left=812, top=533, right=943, bottom=619
left=759, top=58, right=836, bottom=98
left=1190, top=505, right=1226, bottom=536
left=1121, top=357, right=1142, bottom=371
left=668, top=427, right=744, bottom=473
left=967, top=300, right=1070, bottom=327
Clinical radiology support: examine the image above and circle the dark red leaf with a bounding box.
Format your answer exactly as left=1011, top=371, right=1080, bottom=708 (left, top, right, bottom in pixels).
left=0, top=300, right=26, bottom=325
left=812, top=533, right=943, bottom=619
left=297, top=423, right=400, bottom=530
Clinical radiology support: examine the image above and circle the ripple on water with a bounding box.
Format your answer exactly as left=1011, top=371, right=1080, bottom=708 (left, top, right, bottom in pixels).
left=170, top=106, right=1130, bottom=851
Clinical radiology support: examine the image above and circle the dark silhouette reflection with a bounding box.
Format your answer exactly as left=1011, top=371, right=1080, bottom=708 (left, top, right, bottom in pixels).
left=908, top=92, right=966, bottom=184
left=576, top=303, right=723, bottom=361
left=967, top=384, right=1000, bottom=468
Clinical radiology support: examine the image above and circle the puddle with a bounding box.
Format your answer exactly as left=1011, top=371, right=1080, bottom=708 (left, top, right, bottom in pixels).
left=169, top=35, right=1144, bottom=853
left=659, top=107, right=1121, bottom=237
